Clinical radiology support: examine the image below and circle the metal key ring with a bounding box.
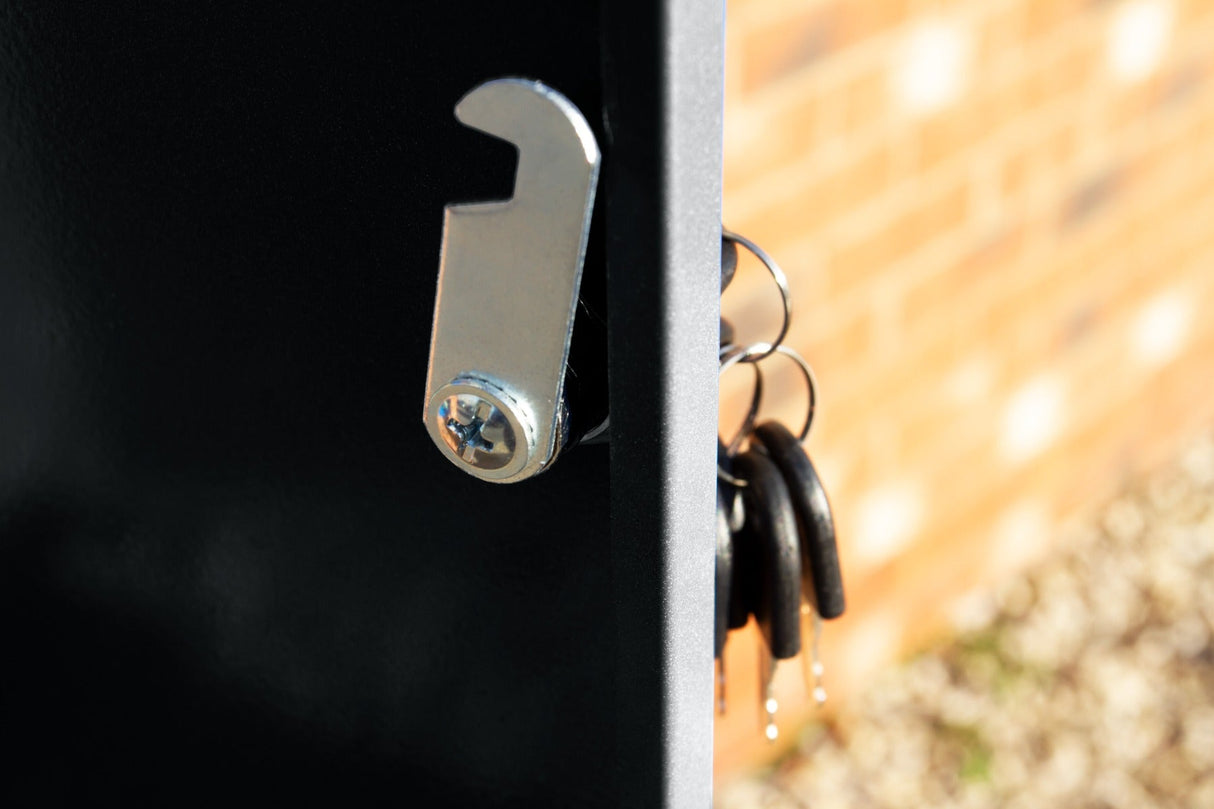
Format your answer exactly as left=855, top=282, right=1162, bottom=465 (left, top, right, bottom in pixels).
left=717, top=357, right=764, bottom=487
left=717, top=342, right=819, bottom=486
left=721, top=342, right=818, bottom=441
left=718, top=336, right=765, bottom=456
left=722, top=229, right=792, bottom=362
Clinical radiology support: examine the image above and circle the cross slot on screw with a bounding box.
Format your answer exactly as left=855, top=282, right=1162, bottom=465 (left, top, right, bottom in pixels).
left=447, top=399, right=496, bottom=461
left=433, top=389, right=522, bottom=474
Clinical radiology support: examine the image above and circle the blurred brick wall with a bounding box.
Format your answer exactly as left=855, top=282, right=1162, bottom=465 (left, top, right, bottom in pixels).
left=716, top=0, right=1214, bottom=779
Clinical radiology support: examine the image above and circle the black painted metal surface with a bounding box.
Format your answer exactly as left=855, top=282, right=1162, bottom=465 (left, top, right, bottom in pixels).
left=0, top=3, right=637, bottom=804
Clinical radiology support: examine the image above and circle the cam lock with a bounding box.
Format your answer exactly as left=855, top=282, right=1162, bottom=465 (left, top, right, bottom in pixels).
left=423, top=78, right=601, bottom=484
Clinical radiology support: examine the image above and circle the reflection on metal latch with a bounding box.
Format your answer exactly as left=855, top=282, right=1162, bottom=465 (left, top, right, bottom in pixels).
left=423, top=78, right=600, bottom=484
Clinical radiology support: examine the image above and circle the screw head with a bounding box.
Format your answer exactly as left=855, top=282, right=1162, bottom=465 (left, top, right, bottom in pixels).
left=436, top=392, right=517, bottom=471
left=426, top=376, right=537, bottom=482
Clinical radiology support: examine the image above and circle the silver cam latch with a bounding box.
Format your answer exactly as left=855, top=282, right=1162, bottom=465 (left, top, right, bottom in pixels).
left=422, top=78, right=600, bottom=484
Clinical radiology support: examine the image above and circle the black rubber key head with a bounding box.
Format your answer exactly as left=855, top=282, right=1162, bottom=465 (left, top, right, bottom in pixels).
left=725, top=487, right=753, bottom=631
left=714, top=485, right=732, bottom=659
left=719, top=444, right=752, bottom=631
left=751, top=421, right=846, bottom=619
left=720, top=317, right=735, bottom=348
left=721, top=234, right=738, bottom=292
left=731, top=449, right=802, bottom=660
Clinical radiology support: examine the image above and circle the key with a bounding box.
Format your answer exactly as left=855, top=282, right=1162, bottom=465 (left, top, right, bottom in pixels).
left=721, top=233, right=738, bottom=292
left=720, top=317, right=735, bottom=349
left=720, top=236, right=738, bottom=348
left=730, top=449, right=802, bottom=659
left=731, top=448, right=802, bottom=740
left=751, top=421, right=845, bottom=619
left=714, top=484, right=733, bottom=714
left=714, top=485, right=733, bottom=661
left=726, top=508, right=752, bottom=632
left=800, top=602, right=828, bottom=706
left=718, top=444, right=752, bottom=631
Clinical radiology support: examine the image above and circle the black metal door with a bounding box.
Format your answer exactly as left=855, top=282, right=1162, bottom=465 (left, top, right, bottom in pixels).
left=0, top=2, right=720, bottom=805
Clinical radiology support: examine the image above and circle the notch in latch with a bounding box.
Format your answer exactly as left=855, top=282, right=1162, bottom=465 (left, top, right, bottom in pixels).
left=423, top=78, right=601, bottom=483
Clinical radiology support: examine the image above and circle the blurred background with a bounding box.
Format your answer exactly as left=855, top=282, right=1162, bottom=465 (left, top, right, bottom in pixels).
left=715, top=0, right=1214, bottom=801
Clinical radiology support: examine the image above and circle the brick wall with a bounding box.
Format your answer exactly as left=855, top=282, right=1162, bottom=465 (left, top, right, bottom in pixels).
left=716, top=0, right=1214, bottom=779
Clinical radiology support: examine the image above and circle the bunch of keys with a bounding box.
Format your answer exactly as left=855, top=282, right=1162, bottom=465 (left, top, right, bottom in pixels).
left=715, top=230, right=846, bottom=742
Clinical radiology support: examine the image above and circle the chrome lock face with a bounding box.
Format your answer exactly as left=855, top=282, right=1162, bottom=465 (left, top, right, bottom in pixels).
left=436, top=392, right=517, bottom=470
left=422, top=78, right=600, bottom=484
left=426, top=376, right=536, bottom=482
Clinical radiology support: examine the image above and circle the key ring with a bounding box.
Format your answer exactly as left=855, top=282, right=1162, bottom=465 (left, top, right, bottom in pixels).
left=722, top=342, right=818, bottom=442
left=722, top=229, right=792, bottom=362
left=717, top=342, right=818, bottom=486
left=718, top=360, right=765, bottom=487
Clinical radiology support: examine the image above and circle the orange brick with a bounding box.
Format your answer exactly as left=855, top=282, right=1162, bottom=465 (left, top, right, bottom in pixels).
left=792, top=306, right=872, bottom=381
left=1035, top=117, right=1082, bottom=183
left=841, top=66, right=889, bottom=136
left=1156, top=59, right=1210, bottom=113
left=977, top=3, right=1025, bottom=68
left=1103, top=72, right=1172, bottom=133
left=812, top=142, right=894, bottom=223
left=1021, top=32, right=1098, bottom=113
left=1057, top=164, right=1126, bottom=230
left=1000, top=144, right=1034, bottom=200
left=1176, top=0, right=1213, bottom=26
left=828, top=0, right=912, bottom=52
left=903, top=409, right=992, bottom=485
left=1052, top=326, right=1214, bottom=511
left=994, top=177, right=1213, bottom=384
left=1020, top=0, right=1093, bottom=42
left=974, top=71, right=1030, bottom=139
left=985, top=234, right=1123, bottom=363
left=828, top=180, right=969, bottom=296
left=738, top=0, right=913, bottom=94
left=1121, top=136, right=1214, bottom=233
left=728, top=142, right=893, bottom=251
left=914, top=103, right=990, bottom=171
left=739, top=4, right=837, bottom=93
left=904, top=226, right=1026, bottom=340
left=817, top=320, right=969, bottom=451
left=723, top=93, right=822, bottom=190
left=1064, top=244, right=1213, bottom=390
